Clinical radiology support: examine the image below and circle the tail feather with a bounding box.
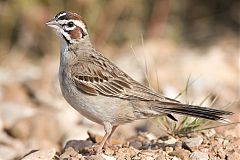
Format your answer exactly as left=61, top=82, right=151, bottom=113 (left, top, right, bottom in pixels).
left=153, top=102, right=233, bottom=122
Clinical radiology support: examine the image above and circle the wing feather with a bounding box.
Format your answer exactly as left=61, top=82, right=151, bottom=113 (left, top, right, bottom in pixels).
left=71, top=54, right=179, bottom=103
left=73, top=77, right=98, bottom=95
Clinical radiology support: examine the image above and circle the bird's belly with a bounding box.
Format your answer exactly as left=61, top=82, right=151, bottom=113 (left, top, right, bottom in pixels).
left=59, top=74, right=136, bottom=125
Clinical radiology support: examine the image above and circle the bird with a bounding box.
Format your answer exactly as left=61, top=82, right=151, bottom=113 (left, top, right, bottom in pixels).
left=46, top=11, right=233, bottom=154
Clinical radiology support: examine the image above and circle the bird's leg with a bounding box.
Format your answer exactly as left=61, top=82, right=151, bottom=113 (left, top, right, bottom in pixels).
left=96, top=122, right=113, bottom=154
left=105, top=125, right=117, bottom=147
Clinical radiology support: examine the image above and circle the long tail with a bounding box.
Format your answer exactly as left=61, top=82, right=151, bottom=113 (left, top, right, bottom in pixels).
left=152, top=102, right=233, bottom=122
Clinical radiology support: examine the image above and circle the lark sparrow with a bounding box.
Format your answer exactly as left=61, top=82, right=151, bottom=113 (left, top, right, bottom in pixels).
left=46, top=11, right=232, bottom=153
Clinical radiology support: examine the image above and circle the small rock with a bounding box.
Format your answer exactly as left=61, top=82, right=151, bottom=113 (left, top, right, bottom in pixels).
left=85, top=154, right=105, bottom=160
left=223, top=139, right=229, bottom=147
left=64, top=140, right=93, bottom=153
left=217, top=148, right=225, bottom=159
left=145, top=133, right=157, bottom=141
left=189, top=151, right=208, bottom=160
left=216, top=138, right=224, bottom=144
left=165, top=146, right=173, bottom=152
left=202, top=129, right=216, bottom=138
left=169, top=149, right=191, bottom=160
left=115, top=147, right=138, bottom=159
left=227, top=152, right=240, bottom=160
left=143, top=157, right=154, bottom=160
left=129, top=140, right=142, bottom=149
left=172, top=157, right=181, bottom=160
left=104, top=148, right=115, bottom=155
left=174, top=141, right=182, bottom=150
left=199, top=148, right=209, bottom=153
left=101, top=154, right=116, bottom=160
left=183, top=136, right=203, bottom=150
left=22, top=148, right=56, bottom=160
left=164, top=136, right=177, bottom=145
left=140, top=150, right=156, bottom=159
left=62, top=125, right=105, bottom=146
left=156, top=150, right=167, bottom=160
left=60, top=147, right=83, bottom=159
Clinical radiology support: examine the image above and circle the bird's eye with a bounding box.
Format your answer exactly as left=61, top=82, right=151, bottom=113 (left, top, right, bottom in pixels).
left=67, top=22, right=74, bottom=27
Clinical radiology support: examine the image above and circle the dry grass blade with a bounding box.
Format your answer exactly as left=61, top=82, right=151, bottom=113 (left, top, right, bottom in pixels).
left=174, top=74, right=199, bottom=100
left=130, top=42, right=151, bottom=88
left=154, top=74, right=234, bottom=136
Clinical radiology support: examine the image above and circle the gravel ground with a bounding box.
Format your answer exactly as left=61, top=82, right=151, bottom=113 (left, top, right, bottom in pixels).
left=22, top=130, right=240, bottom=160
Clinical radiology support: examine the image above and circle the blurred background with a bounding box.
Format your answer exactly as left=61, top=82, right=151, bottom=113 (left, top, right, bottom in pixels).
left=0, top=0, right=239, bottom=159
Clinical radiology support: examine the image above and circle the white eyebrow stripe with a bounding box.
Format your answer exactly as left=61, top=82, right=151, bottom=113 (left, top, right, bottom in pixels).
left=56, top=12, right=67, bottom=19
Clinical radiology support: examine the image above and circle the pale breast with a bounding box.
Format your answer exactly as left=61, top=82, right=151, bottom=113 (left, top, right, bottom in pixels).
left=59, top=65, right=136, bottom=125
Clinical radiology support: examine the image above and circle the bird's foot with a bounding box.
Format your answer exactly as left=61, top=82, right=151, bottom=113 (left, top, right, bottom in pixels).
left=92, top=143, right=103, bottom=154
left=92, top=142, right=112, bottom=154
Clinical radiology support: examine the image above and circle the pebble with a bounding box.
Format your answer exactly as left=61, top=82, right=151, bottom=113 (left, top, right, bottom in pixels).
left=165, top=146, right=173, bottom=152
left=189, top=151, right=209, bottom=160
left=164, top=136, right=177, bottom=145
left=145, top=133, right=157, bottom=141
left=169, top=149, right=191, bottom=160
left=155, top=150, right=168, bottom=160
left=101, top=154, right=116, bottom=160
left=217, top=148, right=225, bottom=159
left=223, top=139, right=229, bottom=147
left=22, top=148, right=56, bottom=160
left=62, top=125, right=105, bottom=146
left=64, top=140, right=93, bottom=153
left=129, top=140, right=142, bottom=149
left=85, top=155, right=106, bottom=160
left=183, top=136, right=203, bottom=150
left=216, top=138, right=224, bottom=144
left=141, top=150, right=155, bottom=157
left=104, top=148, right=115, bottom=155
left=202, top=129, right=216, bottom=138
left=172, top=157, right=182, bottom=160
left=174, top=141, right=183, bottom=150
left=115, top=147, right=137, bottom=159
left=60, top=147, right=83, bottom=159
